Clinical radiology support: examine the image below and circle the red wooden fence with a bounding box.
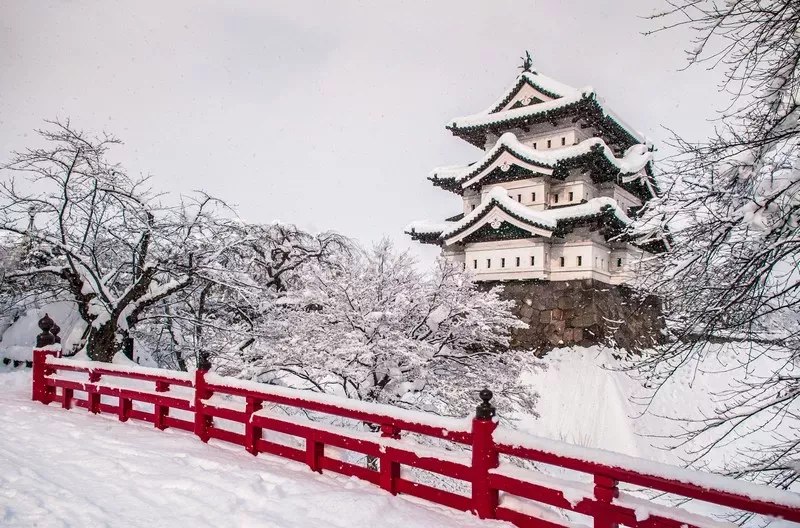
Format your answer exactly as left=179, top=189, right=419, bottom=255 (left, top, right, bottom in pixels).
left=31, top=349, right=800, bottom=527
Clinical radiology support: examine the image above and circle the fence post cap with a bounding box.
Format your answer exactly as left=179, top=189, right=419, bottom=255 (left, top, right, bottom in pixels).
left=51, top=322, right=61, bottom=343
left=475, top=388, right=495, bottom=420
left=36, top=314, right=57, bottom=348
left=38, top=313, right=54, bottom=332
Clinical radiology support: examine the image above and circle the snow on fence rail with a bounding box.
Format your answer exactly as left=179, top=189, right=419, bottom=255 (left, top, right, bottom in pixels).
left=31, top=349, right=800, bottom=528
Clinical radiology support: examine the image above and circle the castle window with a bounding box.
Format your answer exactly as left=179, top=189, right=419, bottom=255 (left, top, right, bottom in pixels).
left=577, top=256, right=582, bottom=266
left=501, top=258, right=506, bottom=268
left=471, top=204, right=476, bottom=211
left=559, top=257, right=565, bottom=267
left=561, top=137, right=566, bottom=146
left=533, top=142, right=537, bottom=149
left=568, top=191, right=574, bottom=202
left=532, top=192, right=536, bottom=202
left=601, top=258, right=605, bottom=269
left=530, top=256, right=535, bottom=266
left=473, top=259, right=478, bottom=269
left=487, top=259, right=491, bottom=269
left=547, top=139, right=552, bottom=148
left=617, top=258, right=623, bottom=268
left=554, top=193, right=559, bottom=204
left=517, top=194, right=522, bottom=202
left=516, top=256, right=520, bottom=267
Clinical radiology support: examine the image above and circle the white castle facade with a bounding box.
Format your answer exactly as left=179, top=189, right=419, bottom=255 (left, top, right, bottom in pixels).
left=407, top=62, right=664, bottom=285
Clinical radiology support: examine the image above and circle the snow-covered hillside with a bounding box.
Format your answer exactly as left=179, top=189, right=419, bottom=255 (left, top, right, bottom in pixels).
left=518, top=347, right=644, bottom=458
left=522, top=345, right=800, bottom=478
left=0, top=368, right=506, bottom=528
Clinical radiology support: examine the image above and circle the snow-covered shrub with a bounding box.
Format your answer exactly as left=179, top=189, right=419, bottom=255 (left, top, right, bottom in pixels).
left=219, top=239, right=539, bottom=419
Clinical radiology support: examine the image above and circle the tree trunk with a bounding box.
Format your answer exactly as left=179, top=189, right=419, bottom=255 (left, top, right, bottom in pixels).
left=86, top=322, right=123, bottom=362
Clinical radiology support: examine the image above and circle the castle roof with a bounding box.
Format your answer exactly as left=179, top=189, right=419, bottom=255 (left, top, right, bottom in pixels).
left=429, top=133, right=655, bottom=197
left=483, top=71, right=578, bottom=112
left=446, top=70, right=646, bottom=150
left=406, top=187, right=631, bottom=245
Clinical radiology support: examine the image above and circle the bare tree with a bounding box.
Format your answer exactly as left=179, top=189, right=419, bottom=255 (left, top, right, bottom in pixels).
left=630, top=0, right=800, bottom=494
left=0, top=120, right=227, bottom=362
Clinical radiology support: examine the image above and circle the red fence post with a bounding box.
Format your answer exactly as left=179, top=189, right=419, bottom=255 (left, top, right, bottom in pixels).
left=154, top=380, right=169, bottom=430
left=118, top=397, right=132, bottom=422
left=87, top=371, right=101, bottom=413
left=380, top=424, right=401, bottom=495
left=32, top=349, right=59, bottom=404
left=62, top=387, right=73, bottom=409
left=245, top=397, right=263, bottom=455
left=306, top=438, right=324, bottom=473
left=194, top=368, right=213, bottom=442
left=593, top=474, right=620, bottom=528
left=32, top=315, right=63, bottom=404
left=31, top=350, right=48, bottom=403
left=471, top=389, right=499, bottom=519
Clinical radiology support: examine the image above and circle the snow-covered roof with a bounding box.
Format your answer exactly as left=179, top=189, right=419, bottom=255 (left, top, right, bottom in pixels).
left=483, top=71, right=579, bottom=114
left=404, top=220, right=455, bottom=235
left=427, top=163, right=473, bottom=181
left=440, top=187, right=557, bottom=242
left=447, top=70, right=646, bottom=147
left=430, top=133, right=653, bottom=191
left=406, top=187, right=631, bottom=245
left=541, top=196, right=632, bottom=224
left=450, top=91, right=587, bottom=130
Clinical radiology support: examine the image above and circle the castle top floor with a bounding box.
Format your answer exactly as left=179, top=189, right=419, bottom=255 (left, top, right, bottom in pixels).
left=446, top=67, right=647, bottom=158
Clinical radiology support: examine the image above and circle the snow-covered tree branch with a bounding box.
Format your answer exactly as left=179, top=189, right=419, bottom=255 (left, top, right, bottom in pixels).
left=140, top=222, right=350, bottom=371
left=217, top=239, right=539, bottom=419
left=631, top=0, right=800, bottom=494
left=0, top=120, right=230, bottom=361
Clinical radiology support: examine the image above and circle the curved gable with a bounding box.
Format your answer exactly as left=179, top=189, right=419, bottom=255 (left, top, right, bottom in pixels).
left=495, top=82, right=556, bottom=113
left=442, top=192, right=555, bottom=245
left=460, top=147, right=553, bottom=190
left=487, top=72, right=576, bottom=114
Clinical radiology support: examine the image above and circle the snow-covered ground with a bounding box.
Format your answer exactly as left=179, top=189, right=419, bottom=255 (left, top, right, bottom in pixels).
left=0, top=368, right=506, bottom=528
left=2, top=302, right=797, bottom=526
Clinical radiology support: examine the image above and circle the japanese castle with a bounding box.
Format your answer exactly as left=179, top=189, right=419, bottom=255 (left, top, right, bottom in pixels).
left=406, top=58, right=664, bottom=284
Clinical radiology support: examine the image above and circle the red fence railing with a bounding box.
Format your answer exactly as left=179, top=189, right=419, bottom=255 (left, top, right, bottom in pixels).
left=31, top=349, right=800, bottom=527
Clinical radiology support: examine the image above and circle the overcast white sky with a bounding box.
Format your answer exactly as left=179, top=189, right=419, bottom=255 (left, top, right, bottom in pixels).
left=1, top=1, right=724, bottom=265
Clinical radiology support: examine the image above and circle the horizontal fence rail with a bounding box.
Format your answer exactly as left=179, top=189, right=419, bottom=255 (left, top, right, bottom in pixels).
left=31, top=349, right=800, bottom=527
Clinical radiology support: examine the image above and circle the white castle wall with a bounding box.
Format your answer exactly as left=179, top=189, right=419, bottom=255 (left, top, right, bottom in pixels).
left=484, top=123, right=595, bottom=151
left=465, top=239, right=548, bottom=281
left=463, top=237, right=640, bottom=285
left=465, top=177, right=639, bottom=213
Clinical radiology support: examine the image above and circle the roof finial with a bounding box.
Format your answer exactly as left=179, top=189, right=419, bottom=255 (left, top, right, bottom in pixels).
left=519, top=50, right=534, bottom=73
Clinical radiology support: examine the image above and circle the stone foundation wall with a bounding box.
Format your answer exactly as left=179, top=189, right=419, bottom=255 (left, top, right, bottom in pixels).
left=484, top=279, right=664, bottom=352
